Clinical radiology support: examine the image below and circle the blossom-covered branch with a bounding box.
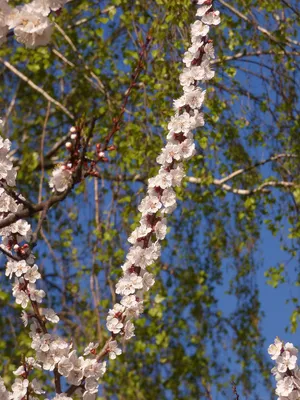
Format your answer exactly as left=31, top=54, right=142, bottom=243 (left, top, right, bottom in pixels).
left=103, top=0, right=221, bottom=359
left=269, top=338, right=300, bottom=399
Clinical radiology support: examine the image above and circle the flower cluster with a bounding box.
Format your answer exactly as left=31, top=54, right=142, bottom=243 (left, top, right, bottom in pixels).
left=269, top=338, right=300, bottom=399
left=0, top=132, right=106, bottom=398
left=0, top=0, right=66, bottom=48
left=105, top=0, right=220, bottom=352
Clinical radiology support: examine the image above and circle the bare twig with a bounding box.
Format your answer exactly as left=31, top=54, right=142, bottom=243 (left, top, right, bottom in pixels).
left=0, top=58, right=75, bottom=120
left=218, top=0, right=300, bottom=47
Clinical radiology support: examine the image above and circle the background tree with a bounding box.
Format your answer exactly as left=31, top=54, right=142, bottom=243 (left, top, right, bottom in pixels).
left=0, top=0, right=299, bottom=399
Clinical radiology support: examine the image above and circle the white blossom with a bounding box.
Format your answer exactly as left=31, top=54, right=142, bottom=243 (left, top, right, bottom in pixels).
left=269, top=337, right=283, bottom=360
left=11, top=378, right=29, bottom=399
left=11, top=7, right=53, bottom=49
left=276, top=377, right=294, bottom=397
left=31, top=379, right=45, bottom=395
left=83, top=342, right=99, bottom=356
left=196, top=4, right=212, bottom=17
left=124, top=320, right=135, bottom=340
left=191, top=20, right=210, bottom=38
left=142, top=272, right=155, bottom=291
left=277, top=351, right=298, bottom=373
left=108, top=340, right=122, bottom=360
left=58, top=356, right=73, bottom=377
left=106, top=317, right=123, bottom=334
left=201, top=10, right=221, bottom=25
left=49, top=166, right=72, bottom=192
left=43, top=308, right=59, bottom=323
left=24, top=265, right=41, bottom=283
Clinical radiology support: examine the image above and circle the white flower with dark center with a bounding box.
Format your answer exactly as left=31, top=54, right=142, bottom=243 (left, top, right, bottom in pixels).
left=181, top=138, right=196, bottom=159
left=5, top=260, right=16, bottom=279
left=31, top=333, right=52, bottom=352
left=128, top=224, right=152, bottom=244
left=142, top=272, right=155, bottom=291
left=85, top=377, right=99, bottom=394
left=170, top=164, right=185, bottom=186
left=58, top=356, right=73, bottom=377
left=285, top=343, right=299, bottom=357
left=15, top=290, right=30, bottom=308
left=124, top=320, right=135, bottom=340
left=28, top=283, right=45, bottom=303
left=154, top=219, right=167, bottom=240
left=25, top=0, right=66, bottom=17
left=26, top=357, right=41, bottom=369
left=108, top=340, right=122, bottom=360
left=83, top=360, right=106, bottom=380
left=157, top=143, right=182, bottom=165
left=190, top=109, right=205, bottom=129
left=66, top=368, right=84, bottom=386
left=21, top=310, right=28, bottom=326
left=168, top=112, right=191, bottom=133
left=49, top=166, right=72, bottom=192
left=13, top=365, right=25, bottom=376
left=201, top=10, right=221, bottom=25
left=276, top=377, right=294, bottom=397
left=196, top=4, right=212, bottom=17
left=183, top=49, right=199, bottom=67
left=200, top=58, right=215, bottom=80
left=43, top=308, right=59, bottom=323
left=106, top=317, right=123, bottom=334
left=277, top=351, right=298, bottom=373
left=83, top=391, right=97, bottom=400
left=161, top=188, right=176, bottom=208
left=14, top=260, right=29, bottom=277
left=179, top=68, right=197, bottom=88
left=268, top=337, right=283, bottom=360
left=191, top=20, right=210, bottom=38
left=11, top=6, right=53, bottom=48
left=184, top=88, right=206, bottom=109
left=31, top=378, right=45, bottom=394
left=121, top=295, right=144, bottom=318
left=11, top=378, right=29, bottom=399
left=24, top=265, right=41, bottom=283
left=149, top=170, right=173, bottom=190
left=204, top=42, right=215, bottom=59
left=138, top=194, right=162, bottom=215
left=83, top=342, right=99, bottom=356
left=107, top=303, right=125, bottom=319
left=11, top=219, right=31, bottom=239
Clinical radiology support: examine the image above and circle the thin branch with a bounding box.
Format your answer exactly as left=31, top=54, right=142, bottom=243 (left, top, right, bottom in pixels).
left=215, top=153, right=297, bottom=185
left=211, top=50, right=300, bottom=65
left=280, top=0, right=300, bottom=18
left=0, top=58, right=75, bottom=120
left=188, top=176, right=297, bottom=195
left=218, top=0, right=300, bottom=47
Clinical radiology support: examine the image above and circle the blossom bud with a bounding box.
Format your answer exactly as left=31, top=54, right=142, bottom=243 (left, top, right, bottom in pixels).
left=65, top=142, right=72, bottom=150
left=70, top=133, right=77, bottom=140
left=70, top=126, right=76, bottom=133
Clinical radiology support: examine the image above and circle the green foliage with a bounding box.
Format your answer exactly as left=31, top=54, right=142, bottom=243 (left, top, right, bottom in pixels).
left=0, top=0, right=299, bottom=399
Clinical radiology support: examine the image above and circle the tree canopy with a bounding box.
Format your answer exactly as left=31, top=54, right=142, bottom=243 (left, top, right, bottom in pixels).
left=0, top=0, right=299, bottom=399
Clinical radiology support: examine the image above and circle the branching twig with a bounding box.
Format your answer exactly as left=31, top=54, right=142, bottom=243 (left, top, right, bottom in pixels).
left=0, top=58, right=75, bottom=120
